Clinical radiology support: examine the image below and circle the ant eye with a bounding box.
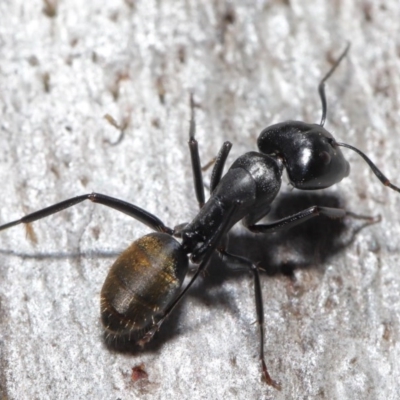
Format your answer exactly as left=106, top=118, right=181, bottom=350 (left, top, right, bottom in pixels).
left=327, top=138, right=336, bottom=146
left=319, top=151, right=331, bottom=165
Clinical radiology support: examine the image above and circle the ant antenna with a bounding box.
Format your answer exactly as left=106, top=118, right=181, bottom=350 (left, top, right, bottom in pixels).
left=318, top=42, right=351, bottom=126
left=335, top=141, right=400, bottom=193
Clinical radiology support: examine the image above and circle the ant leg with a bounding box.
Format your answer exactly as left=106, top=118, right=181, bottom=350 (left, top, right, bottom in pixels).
left=172, top=222, right=188, bottom=238
left=139, top=201, right=239, bottom=344
left=242, top=203, right=271, bottom=228
left=0, top=193, right=173, bottom=234
left=218, top=249, right=281, bottom=390
left=318, top=43, right=350, bottom=126
left=138, top=255, right=208, bottom=346
left=187, top=95, right=232, bottom=204
left=210, top=141, right=232, bottom=192
left=187, top=94, right=232, bottom=199
left=244, top=205, right=377, bottom=234
left=188, top=93, right=205, bottom=208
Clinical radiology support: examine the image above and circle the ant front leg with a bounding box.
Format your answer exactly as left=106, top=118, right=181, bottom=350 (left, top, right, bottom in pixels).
left=0, top=193, right=173, bottom=235
left=243, top=205, right=377, bottom=234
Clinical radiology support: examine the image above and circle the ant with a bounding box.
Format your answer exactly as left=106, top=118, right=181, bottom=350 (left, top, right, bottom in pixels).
left=0, top=44, right=399, bottom=390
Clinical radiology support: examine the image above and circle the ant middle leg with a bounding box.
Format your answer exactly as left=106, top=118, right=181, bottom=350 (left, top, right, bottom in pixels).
left=218, top=249, right=281, bottom=390
left=187, top=94, right=206, bottom=208
left=209, top=141, right=232, bottom=192
left=140, top=202, right=239, bottom=344
left=187, top=94, right=233, bottom=205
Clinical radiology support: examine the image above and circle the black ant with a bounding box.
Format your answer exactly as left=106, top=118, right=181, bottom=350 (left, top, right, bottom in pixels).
left=0, top=44, right=398, bottom=390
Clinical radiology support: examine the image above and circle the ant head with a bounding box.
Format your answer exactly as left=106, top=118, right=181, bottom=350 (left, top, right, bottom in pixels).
left=257, top=121, right=350, bottom=190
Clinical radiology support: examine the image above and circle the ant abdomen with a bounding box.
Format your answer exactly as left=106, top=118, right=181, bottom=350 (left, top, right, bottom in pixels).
left=100, top=232, right=188, bottom=338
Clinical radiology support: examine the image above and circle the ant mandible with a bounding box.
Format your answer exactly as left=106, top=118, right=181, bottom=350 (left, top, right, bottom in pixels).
left=1, top=44, right=399, bottom=390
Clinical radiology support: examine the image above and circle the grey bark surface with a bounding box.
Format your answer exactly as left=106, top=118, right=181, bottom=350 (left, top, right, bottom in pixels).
left=1, top=1, right=400, bottom=399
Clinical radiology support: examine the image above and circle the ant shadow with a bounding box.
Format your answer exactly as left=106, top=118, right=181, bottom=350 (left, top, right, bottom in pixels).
left=210, top=191, right=373, bottom=279
left=0, top=191, right=377, bottom=355
left=105, top=190, right=377, bottom=355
